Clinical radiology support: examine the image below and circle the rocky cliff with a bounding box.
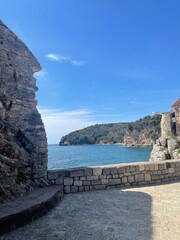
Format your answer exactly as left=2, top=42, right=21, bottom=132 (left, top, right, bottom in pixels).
left=60, top=115, right=161, bottom=146
left=0, top=20, right=48, bottom=203
left=150, top=100, right=180, bottom=162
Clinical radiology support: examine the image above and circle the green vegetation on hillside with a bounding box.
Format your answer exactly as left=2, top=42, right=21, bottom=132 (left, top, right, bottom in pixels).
left=59, top=115, right=161, bottom=146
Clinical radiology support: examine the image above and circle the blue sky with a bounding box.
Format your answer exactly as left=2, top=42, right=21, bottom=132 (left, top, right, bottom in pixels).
left=1, top=0, right=180, bottom=143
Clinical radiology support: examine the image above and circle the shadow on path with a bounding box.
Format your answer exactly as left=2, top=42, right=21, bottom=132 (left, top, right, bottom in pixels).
left=1, top=188, right=152, bottom=240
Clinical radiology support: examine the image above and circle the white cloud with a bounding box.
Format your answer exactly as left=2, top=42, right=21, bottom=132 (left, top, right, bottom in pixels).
left=38, top=108, right=96, bottom=144
left=71, top=60, right=84, bottom=66
left=34, top=69, right=48, bottom=80
left=46, top=53, right=84, bottom=66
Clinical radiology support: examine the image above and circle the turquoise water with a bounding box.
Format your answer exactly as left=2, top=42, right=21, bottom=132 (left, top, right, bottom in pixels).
left=48, top=145, right=152, bottom=170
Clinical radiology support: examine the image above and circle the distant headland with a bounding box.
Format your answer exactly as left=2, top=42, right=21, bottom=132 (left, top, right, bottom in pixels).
left=59, top=114, right=161, bottom=146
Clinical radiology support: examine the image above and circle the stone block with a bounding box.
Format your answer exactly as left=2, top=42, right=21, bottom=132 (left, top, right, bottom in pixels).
left=130, top=166, right=136, bottom=172
left=74, top=180, right=82, bottom=186
left=149, top=164, right=155, bottom=171
left=93, top=168, right=102, bottom=176
left=101, top=179, right=108, bottom=185
left=168, top=168, right=175, bottom=174
left=70, top=170, right=84, bottom=177
left=158, top=164, right=165, bottom=171
left=84, top=168, right=93, bottom=176
left=112, top=174, right=119, bottom=179
left=144, top=173, right=151, bottom=182
left=154, top=164, right=158, bottom=171
left=152, top=175, right=160, bottom=181
left=119, top=174, right=124, bottom=178
left=79, top=186, right=84, bottom=192
left=145, top=165, right=150, bottom=171
left=64, top=177, right=73, bottom=186
left=124, top=183, right=130, bottom=187
left=71, top=186, right=78, bottom=193
left=139, top=165, right=145, bottom=172
left=80, top=177, right=86, bottom=181
left=135, top=174, right=144, bottom=182
left=84, top=186, right=90, bottom=191
left=47, top=171, right=59, bottom=180
left=128, top=175, right=134, bottom=183
left=90, top=186, right=94, bottom=191
left=87, top=175, right=98, bottom=180
left=74, top=177, right=80, bottom=181
left=124, top=173, right=131, bottom=176
left=110, top=168, right=117, bottom=174
left=108, top=178, right=121, bottom=185
left=83, top=180, right=91, bottom=186
left=124, top=166, right=130, bottom=172
left=121, top=176, right=128, bottom=183
left=55, top=178, right=63, bottom=185
left=64, top=186, right=70, bottom=194
left=48, top=170, right=68, bottom=180
left=99, top=175, right=107, bottom=179
left=93, top=185, right=106, bottom=190
left=117, top=166, right=125, bottom=174
left=102, top=168, right=110, bottom=175
left=92, top=180, right=101, bottom=185
left=107, top=175, right=112, bottom=179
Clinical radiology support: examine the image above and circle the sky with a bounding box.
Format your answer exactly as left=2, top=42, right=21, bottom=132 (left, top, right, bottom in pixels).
left=1, top=0, right=180, bottom=143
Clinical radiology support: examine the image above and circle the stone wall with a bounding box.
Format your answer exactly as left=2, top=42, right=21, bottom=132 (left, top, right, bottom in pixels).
left=47, top=160, right=180, bottom=194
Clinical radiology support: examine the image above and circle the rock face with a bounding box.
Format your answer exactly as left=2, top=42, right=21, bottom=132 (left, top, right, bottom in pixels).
left=0, top=20, right=48, bottom=202
left=161, top=113, right=172, bottom=139
left=150, top=99, right=180, bottom=161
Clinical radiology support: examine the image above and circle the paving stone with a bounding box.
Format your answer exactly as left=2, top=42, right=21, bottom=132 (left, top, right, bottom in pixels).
left=1, top=181, right=180, bottom=240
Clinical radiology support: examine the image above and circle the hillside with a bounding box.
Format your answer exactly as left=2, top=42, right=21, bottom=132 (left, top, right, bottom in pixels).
left=59, top=115, right=161, bottom=146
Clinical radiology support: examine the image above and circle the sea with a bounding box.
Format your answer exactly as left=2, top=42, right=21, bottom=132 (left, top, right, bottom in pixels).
left=48, top=144, right=152, bottom=170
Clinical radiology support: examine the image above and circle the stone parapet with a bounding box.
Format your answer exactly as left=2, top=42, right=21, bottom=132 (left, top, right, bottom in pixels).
left=47, top=160, right=180, bottom=194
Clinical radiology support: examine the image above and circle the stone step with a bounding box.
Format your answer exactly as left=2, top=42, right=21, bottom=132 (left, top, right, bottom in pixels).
left=0, top=186, right=63, bottom=235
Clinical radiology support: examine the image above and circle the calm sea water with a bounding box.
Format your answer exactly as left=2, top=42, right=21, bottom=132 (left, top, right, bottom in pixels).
left=48, top=145, right=152, bottom=170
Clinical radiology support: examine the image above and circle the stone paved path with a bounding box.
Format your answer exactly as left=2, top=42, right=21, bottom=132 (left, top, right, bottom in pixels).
left=0, top=181, right=180, bottom=240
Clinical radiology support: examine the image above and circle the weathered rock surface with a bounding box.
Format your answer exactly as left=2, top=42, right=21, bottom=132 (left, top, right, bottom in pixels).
left=150, top=103, right=180, bottom=161
left=0, top=20, right=48, bottom=203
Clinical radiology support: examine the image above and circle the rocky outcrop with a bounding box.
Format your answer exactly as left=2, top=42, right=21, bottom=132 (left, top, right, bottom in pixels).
left=0, top=20, right=48, bottom=203
left=150, top=99, right=180, bottom=161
